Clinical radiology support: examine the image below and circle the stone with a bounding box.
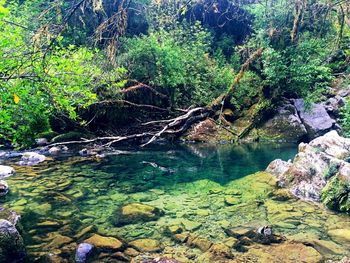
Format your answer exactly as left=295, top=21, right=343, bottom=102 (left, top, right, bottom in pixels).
left=0, top=219, right=26, bottom=262
left=224, top=227, right=252, bottom=238
left=74, top=225, right=96, bottom=240
left=270, top=188, right=294, bottom=201
left=112, top=203, right=164, bottom=226
left=258, top=100, right=308, bottom=142
left=84, top=234, right=123, bottom=251
left=124, top=247, right=139, bottom=257
left=35, top=138, right=49, bottom=146
left=75, top=243, right=94, bottom=263
left=310, top=239, right=345, bottom=255
left=128, top=238, right=163, bottom=253
left=48, top=147, right=62, bottom=155
left=0, top=165, right=15, bottom=178
left=266, top=131, right=350, bottom=205
left=0, top=181, right=9, bottom=196
left=241, top=242, right=323, bottom=263
left=181, top=219, right=202, bottom=231
left=187, top=236, right=212, bottom=252
left=19, top=152, right=46, bottom=165
left=328, top=229, right=350, bottom=243
left=0, top=208, right=21, bottom=227
left=46, top=234, right=73, bottom=249
left=293, top=99, right=335, bottom=139
left=224, top=196, right=240, bottom=206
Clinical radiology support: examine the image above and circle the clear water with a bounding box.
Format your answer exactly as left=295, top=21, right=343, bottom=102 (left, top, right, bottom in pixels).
left=1, top=143, right=350, bottom=262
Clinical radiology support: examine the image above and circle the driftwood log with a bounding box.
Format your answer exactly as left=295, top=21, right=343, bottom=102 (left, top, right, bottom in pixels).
left=46, top=48, right=264, bottom=148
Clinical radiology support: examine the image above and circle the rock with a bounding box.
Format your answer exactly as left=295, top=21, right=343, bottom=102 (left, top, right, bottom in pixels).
left=0, top=165, right=15, bottom=178
left=48, top=146, right=62, bottom=155
left=257, top=100, right=308, bottom=142
left=52, top=132, right=86, bottom=143
left=266, top=131, right=350, bottom=205
left=19, top=152, right=46, bottom=165
left=323, top=95, right=346, bottom=118
left=128, top=238, right=163, bottom=253
left=112, top=203, right=164, bottom=226
left=74, top=225, right=96, bottom=240
left=0, top=181, right=9, bottom=196
left=84, top=234, right=123, bottom=251
left=46, top=234, right=73, bottom=249
left=0, top=219, right=26, bottom=262
left=75, top=243, right=94, bottom=263
left=35, top=138, right=48, bottom=146
left=266, top=159, right=292, bottom=177
left=187, top=236, right=212, bottom=252
left=181, top=219, right=202, bottom=231
left=0, top=208, right=21, bottom=227
left=224, top=196, right=240, bottom=206
left=241, top=242, right=323, bottom=263
left=293, top=99, right=335, bottom=139
left=328, top=229, right=350, bottom=243
left=310, top=239, right=345, bottom=255
left=270, top=188, right=294, bottom=201
left=143, top=257, right=183, bottom=263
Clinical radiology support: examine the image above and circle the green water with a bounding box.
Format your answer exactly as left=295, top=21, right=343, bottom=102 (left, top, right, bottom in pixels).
left=2, top=143, right=350, bottom=262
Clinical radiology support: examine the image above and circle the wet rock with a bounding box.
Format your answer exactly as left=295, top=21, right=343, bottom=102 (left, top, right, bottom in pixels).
left=0, top=165, right=15, bottom=178
left=84, top=234, right=123, bottom=251
left=0, top=219, right=26, bottom=262
left=241, top=242, right=323, bottom=263
left=124, top=247, right=139, bottom=257
left=112, top=203, right=164, bottom=226
left=19, top=152, right=46, bottom=165
left=224, top=196, right=240, bottom=206
left=128, top=238, right=163, bottom=253
left=323, top=95, right=346, bottom=118
left=0, top=181, right=9, bottom=196
left=45, top=234, right=73, bottom=249
left=309, top=239, right=345, bottom=255
left=75, top=243, right=94, bottom=263
left=186, top=235, right=212, bottom=252
left=293, top=99, right=335, bottom=139
left=196, top=243, right=233, bottom=262
left=74, top=225, right=97, bottom=240
left=328, top=229, right=350, bottom=243
left=181, top=219, right=202, bottom=231
left=257, top=100, right=308, bottom=142
left=270, top=188, right=294, bottom=201
left=0, top=208, right=21, bottom=227
left=143, top=257, right=184, bottom=263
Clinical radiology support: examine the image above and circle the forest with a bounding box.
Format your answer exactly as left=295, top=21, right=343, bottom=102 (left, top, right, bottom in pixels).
left=0, top=0, right=349, bottom=148
left=2, top=1, right=350, bottom=263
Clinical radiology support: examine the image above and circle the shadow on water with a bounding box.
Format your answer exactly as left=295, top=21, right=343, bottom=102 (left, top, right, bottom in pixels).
left=89, top=142, right=298, bottom=192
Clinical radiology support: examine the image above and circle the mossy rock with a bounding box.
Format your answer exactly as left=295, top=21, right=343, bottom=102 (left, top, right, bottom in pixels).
left=52, top=131, right=91, bottom=143
left=112, top=203, right=164, bottom=226
left=321, top=176, right=350, bottom=212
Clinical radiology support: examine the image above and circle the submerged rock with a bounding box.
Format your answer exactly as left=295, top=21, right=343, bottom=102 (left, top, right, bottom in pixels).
left=75, top=243, right=94, bottom=263
left=0, top=165, right=15, bottom=178
left=0, top=219, right=26, bottom=262
left=84, top=234, right=123, bottom=251
left=266, top=131, right=350, bottom=212
left=19, top=152, right=46, bottom=166
left=112, top=203, right=164, bottom=226
left=128, top=238, right=163, bottom=253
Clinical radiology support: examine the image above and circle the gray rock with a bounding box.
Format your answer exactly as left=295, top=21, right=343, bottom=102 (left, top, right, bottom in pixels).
left=35, top=138, right=48, bottom=146
left=266, top=131, right=350, bottom=202
left=0, top=165, right=14, bottom=178
left=293, top=99, right=335, bottom=139
left=0, top=219, right=26, bottom=262
left=19, top=152, right=46, bottom=166
left=0, top=181, right=9, bottom=197
left=323, top=95, right=346, bottom=117
left=75, top=243, right=94, bottom=263
left=257, top=101, right=307, bottom=142
left=48, top=146, right=67, bottom=155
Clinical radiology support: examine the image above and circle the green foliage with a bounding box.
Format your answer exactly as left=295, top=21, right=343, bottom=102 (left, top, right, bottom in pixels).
left=120, top=22, right=233, bottom=106
left=341, top=100, right=350, bottom=137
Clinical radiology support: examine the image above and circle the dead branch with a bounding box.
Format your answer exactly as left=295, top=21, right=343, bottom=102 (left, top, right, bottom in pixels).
left=93, top=99, right=169, bottom=112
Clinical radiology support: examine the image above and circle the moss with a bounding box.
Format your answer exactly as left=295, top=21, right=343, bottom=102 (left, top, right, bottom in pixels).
left=321, top=176, right=350, bottom=212
left=36, top=131, right=59, bottom=140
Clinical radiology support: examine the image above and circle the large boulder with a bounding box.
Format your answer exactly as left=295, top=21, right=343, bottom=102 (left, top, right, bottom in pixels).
left=0, top=165, right=15, bottom=178
left=0, top=219, right=26, bottom=262
left=258, top=101, right=307, bottom=142
left=293, top=99, right=336, bottom=139
left=112, top=203, right=164, bottom=226
left=266, top=131, right=350, bottom=212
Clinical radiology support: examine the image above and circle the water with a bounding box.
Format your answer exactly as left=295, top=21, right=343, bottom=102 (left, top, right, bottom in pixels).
left=1, top=143, right=350, bottom=262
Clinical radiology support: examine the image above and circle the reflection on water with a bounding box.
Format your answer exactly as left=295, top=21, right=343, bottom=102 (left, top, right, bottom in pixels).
left=1, top=143, right=349, bottom=262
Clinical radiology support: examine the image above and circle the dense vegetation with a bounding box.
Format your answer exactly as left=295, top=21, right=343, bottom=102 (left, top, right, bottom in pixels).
left=0, top=0, right=349, bottom=147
